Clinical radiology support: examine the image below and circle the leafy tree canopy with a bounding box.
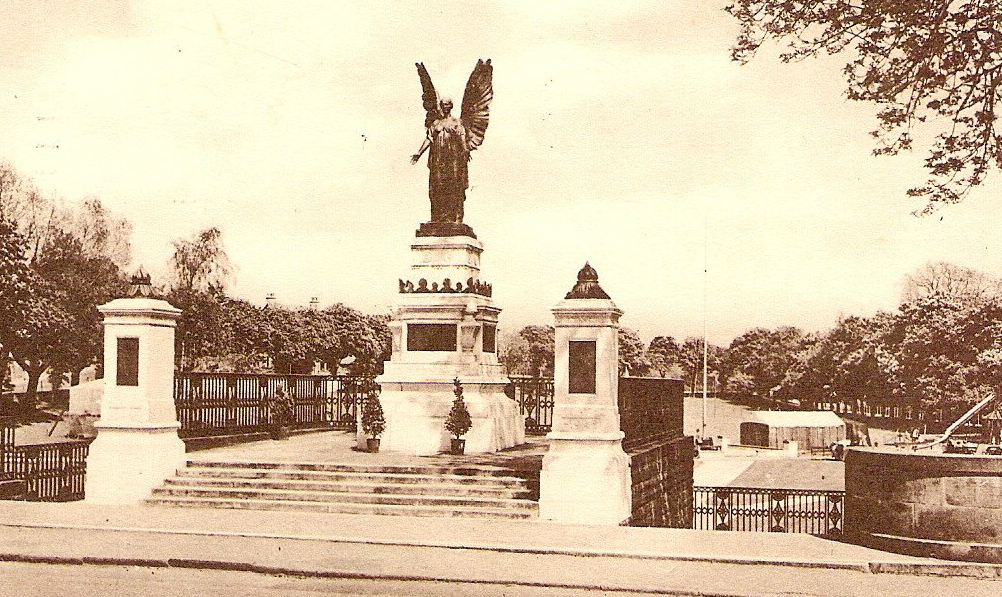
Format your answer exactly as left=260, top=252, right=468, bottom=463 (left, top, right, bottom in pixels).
left=728, top=1, right=1002, bottom=211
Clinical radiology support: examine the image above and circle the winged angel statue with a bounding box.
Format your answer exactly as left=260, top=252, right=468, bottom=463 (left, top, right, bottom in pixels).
left=410, top=59, right=493, bottom=225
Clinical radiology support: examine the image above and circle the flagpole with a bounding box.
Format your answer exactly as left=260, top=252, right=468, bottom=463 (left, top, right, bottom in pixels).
left=702, top=213, right=708, bottom=439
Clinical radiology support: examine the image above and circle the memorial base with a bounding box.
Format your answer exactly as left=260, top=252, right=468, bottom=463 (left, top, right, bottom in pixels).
left=84, top=424, right=186, bottom=504
left=539, top=434, right=632, bottom=525
left=367, top=377, right=523, bottom=455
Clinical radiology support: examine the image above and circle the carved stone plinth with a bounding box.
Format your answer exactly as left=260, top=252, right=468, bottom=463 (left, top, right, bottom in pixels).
left=368, top=234, right=523, bottom=455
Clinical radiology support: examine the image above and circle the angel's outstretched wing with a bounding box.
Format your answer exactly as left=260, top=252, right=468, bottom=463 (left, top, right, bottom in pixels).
left=416, top=62, right=441, bottom=129
left=461, top=59, right=493, bottom=150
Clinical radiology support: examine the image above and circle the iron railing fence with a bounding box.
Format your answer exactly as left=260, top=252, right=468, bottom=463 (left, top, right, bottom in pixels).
left=1, top=440, right=91, bottom=501
left=507, top=376, right=554, bottom=433
left=174, top=372, right=379, bottom=438
left=0, top=419, right=13, bottom=479
left=693, top=486, right=844, bottom=536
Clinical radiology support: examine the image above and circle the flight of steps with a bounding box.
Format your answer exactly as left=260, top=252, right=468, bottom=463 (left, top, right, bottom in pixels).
left=146, top=459, right=538, bottom=520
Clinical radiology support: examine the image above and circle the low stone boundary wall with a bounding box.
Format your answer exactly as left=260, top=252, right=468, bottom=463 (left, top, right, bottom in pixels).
left=628, top=434, right=693, bottom=527
left=845, top=447, right=1002, bottom=563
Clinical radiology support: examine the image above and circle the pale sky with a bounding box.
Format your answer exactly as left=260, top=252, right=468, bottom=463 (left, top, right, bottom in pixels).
left=2, top=1, right=1002, bottom=345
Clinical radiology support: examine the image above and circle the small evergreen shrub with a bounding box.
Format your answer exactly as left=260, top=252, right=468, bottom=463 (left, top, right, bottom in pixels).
left=445, top=378, right=472, bottom=439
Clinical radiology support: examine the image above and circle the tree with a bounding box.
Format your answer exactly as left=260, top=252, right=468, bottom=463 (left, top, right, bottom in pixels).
left=0, top=215, right=33, bottom=391
left=517, top=325, right=555, bottom=377
left=169, top=227, right=231, bottom=293
left=680, top=336, right=723, bottom=394
left=720, top=326, right=807, bottom=397
left=727, top=2, right=1002, bottom=210
left=647, top=335, right=682, bottom=378
left=618, top=327, right=651, bottom=376
left=5, top=230, right=126, bottom=400
left=901, top=261, right=1002, bottom=304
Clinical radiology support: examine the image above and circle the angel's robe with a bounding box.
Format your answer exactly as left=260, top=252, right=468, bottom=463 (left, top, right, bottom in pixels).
left=426, top=115, right=469, bottom=223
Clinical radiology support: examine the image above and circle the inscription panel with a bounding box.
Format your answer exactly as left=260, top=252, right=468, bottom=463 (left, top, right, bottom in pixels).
left=407, top=323, right=458, bottom=352
left=568, top=340, right=596, bottom=393
left=482, top=324, right=496, bottom=353
left=116, top=337, right=140, bottom=386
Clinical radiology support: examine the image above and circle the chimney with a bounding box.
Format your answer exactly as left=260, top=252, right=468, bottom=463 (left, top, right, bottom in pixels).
left=265, top=293, right=276, bottom=308
left=309, top=297, right=319, bottom=310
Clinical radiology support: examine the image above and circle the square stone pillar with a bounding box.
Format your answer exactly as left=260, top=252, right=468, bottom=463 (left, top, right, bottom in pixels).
left=540, top=263, right=631, bottom=525
left=84, top=296, right=185, bottom=504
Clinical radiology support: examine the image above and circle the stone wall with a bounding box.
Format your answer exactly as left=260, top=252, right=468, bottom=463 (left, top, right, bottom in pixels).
left=628, top=434, right=694, bottom=527
left=845, top=447, right=1002, bottom=562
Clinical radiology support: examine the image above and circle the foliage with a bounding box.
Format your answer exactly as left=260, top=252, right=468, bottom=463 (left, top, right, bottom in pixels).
left=647, top=335, right=683, bottom=378
left=445, top=378, right=472, bottom=439
left=0, top=164, right=131, bottom=401
left=360, top=393, right=386, bottom=438
left=719, top=326, right=808, bottom=397
left=679, top=336, right=723, bottom=394
left=618, top=327, right=652, bottom=376
left=169, top=227, right=231, bottom=293
left=727, top=1, right=1002, bottom=210
left=498, top=325, right=555, bottom=377
left=901, top=261, right=1001, bottom=304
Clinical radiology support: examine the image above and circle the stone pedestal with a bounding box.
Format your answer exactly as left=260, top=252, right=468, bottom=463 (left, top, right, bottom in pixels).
left=85, top=297, right=186, bottom=504
left=540, top=264, right=631, bottom=525
left=370, top=234, right=524, bottom=455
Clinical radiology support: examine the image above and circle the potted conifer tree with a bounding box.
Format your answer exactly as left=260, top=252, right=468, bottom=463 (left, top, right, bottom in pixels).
left=360, top=393, right=386, bottom=452
left=445, top=378, right=472, bottom=455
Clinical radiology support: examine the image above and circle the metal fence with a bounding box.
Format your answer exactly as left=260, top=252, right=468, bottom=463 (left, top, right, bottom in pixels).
left=693, top=486, right=844, bottom=536
left=1, top=440, right=91, bottom=501
left=174, top=372, right=379, bottom=438
left=507, top=376, right=554, bottom=433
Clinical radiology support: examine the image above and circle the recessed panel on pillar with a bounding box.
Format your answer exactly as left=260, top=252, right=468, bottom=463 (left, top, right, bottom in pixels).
left=116, top=337, right=139, bottom=386
left=482, top=324, right=496, bottom=354
left=568, top=340, right=596, bottom=394
left=406, top=323, right=457, bottom=351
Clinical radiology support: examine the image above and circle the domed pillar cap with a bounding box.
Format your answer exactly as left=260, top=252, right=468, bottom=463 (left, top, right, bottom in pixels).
left=565, top=262, right=611, bottom=300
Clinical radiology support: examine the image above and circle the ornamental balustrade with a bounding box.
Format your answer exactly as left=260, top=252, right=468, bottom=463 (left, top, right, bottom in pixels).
left=693, top=486, right=844, bottom=536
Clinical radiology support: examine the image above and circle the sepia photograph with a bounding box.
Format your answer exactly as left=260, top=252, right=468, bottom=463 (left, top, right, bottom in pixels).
left=2, top=1, right=1002, bottom=595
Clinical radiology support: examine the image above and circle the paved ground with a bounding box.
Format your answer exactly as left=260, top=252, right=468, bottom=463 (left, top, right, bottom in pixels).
left=727, top=459, right=844, bottom=491
left=1, top=502, right=1001, bottom=596
left=192, top=430, right=547, bottom=472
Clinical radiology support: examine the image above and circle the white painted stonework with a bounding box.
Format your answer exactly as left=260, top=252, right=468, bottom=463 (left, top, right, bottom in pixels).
left=85, top=297, right=186, bottom=504
left=540, top=295, right=632, bottom=525
left=371, top=235, right=524, bottom=455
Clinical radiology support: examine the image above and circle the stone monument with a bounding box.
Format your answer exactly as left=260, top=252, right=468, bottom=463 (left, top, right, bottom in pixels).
left=539, top=264, right=632, bottom=524
left=85, top=273, right=186, bottom=504
left=373, top=60, right=523, bottom=454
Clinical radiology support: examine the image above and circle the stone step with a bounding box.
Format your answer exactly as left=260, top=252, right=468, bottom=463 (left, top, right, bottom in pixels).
left=185, top=460, right=518, bottom=478
left=145, top=495, right=537, bottom=520
left=163, top=476, right=531, bottom=499
left=177, top=467, right=527, bottom=488
left=150, top=486, right=537, bottom=510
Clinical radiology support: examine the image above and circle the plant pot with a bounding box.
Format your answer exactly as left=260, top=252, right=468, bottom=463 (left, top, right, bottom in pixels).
left=366, top=438, right=381, bottom=453
left=450, top=438, right=466, bottom=455
left=269, top=425, right=290, bottom=440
